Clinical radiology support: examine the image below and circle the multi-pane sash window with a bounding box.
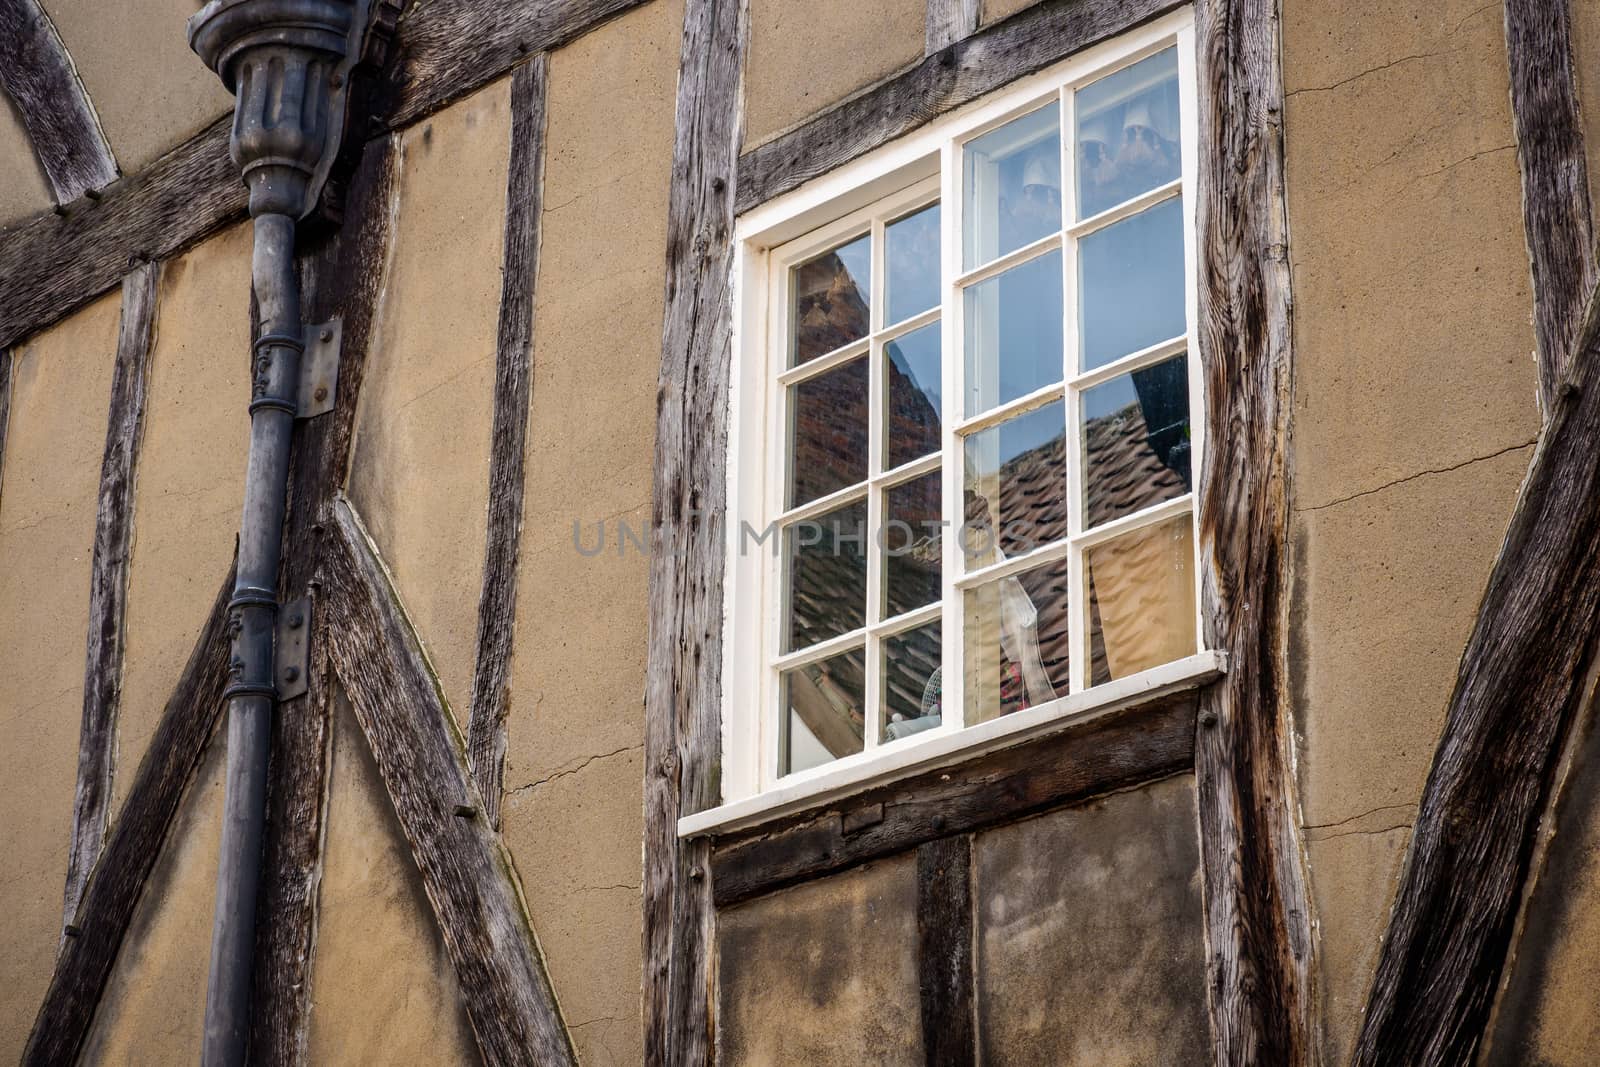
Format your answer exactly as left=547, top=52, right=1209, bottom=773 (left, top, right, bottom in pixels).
left=735, top=19, right=1203, bottom=792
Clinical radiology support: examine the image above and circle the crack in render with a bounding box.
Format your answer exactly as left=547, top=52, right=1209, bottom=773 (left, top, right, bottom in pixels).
left=505, top=743, right=642, bottom=798
left=1287, top=45, right=1468, bottom=97
left=1304, top=802, right=1412, bottom=831
left=1309, top=821, right=1415, bottom=842
left=1298, top=439, right=1537, bottom=513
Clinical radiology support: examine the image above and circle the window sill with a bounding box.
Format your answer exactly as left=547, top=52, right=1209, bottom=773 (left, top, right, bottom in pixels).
left=678, top=649, right=1227, bottom=839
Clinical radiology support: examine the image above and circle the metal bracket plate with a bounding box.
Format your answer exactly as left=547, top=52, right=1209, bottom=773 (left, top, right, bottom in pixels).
left=276, top=597, right=312, bottom=700
left=298, top=318, right=341, bottom=418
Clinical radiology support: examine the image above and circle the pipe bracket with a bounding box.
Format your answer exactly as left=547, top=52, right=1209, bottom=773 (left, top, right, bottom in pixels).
left=275, top=596, right=312, bottom=699
left=298, top=318, right=341, bottom=419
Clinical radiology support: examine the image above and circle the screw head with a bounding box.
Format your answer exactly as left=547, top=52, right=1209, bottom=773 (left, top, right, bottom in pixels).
left=313, top=385, right=329, bottom=402
left=288, top=612, right=304, bottom=629
left=320, top=327, right=333, bottom=343
left=284, top=666, right=301, bottom=683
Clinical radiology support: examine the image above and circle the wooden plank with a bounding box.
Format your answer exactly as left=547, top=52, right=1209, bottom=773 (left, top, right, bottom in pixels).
left=0, top=0, right=117, bottom=203
left=468, top=57, right=549, bottom=831
left=0, top=0, right=647, bottom=353
left=925, top=0, right=980, bottom=55
left=61, top=262, right=161, bottom=931
left=916, top=835, right=976, bottom=1066
left=0, top=349, right=11, bottom=507
left=710, top=691, right=1198, bottom=907
left=1352, top=1, right=1600, bottom=1060
left=736, top=0, right=1181, bottom=213
left=1189, top=0, right=1313, bottom=1061
left=249, top=132, right=401, bottom=1064
left=322, top=498, right=577, bottom=1067
left=644, top=0, right=747, bottom=1061
left=23, top=565, right=235, bottom=1067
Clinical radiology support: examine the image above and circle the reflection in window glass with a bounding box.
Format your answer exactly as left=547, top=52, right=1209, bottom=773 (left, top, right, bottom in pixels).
left=885, top=323, right=943, bottom=469
left=791, top=234, right=871, bottom=366
left=788, top=356, right=868, bottom=509
left=1076, top=48, right=1182, bottom=218
left=962, top=103, right=1062, bottom=270
left=1082, top=355, right=1191, bottom=528
left=780, top=646, right=866, bottom=775
left=964, top=555, right=1071, bottom=723
left=883, top=472, right=942, bottom=619
left=784, top=498, right=868, bottom=652
left=882, top=623, right=942, bottom=743
left=1079, top=197, right=1185, bottom=370
left=963, top=250, right=1063, bottom=417
left=886, top=203, right=941, bottom=326
left=1087, top=515, right=1195, bottom=685
left=963, top=401, right=1066, bottom=565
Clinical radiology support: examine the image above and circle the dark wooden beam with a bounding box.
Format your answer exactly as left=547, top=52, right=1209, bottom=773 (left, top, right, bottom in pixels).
left=249, top=131, right=401, bottom=1064
left=23, top=565, right=235, bottom=1067
left=1353, top=1, right=1600, bottom=1061
left=1189, top=0, right=1313, bottom=1061
left=0, top=349, right=11, bottom=506
left=322, top=498, right=577, bottom=1067
left=735, top=0, right=1182, bottom=213
left=916, top=835, right=976, bottom=1067
left=468, top=56, right=548, bottom=831
left=0, top=0, right=118, bottom=203
left=709, top=691, right=1197, bottom=908
left=924, top=0, right=979, bottom=55
left=62, top=262, right=160, bottom=930
left=644, top=0, right=746, bottom=1061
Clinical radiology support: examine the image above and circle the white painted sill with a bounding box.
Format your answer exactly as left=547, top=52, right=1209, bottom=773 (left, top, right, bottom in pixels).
left=678, top=649, right=1228, bottom=839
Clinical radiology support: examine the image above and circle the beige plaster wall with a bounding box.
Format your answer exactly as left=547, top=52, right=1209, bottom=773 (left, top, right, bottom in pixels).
left=499, top=2, right=682, bottom=1060
left=744, top=0, right=925, bottom=147
left=305, top=693, right=478, bottom=1064
left=347, top=78, right=509, bottom=729
left=0, top=292, right=120, bottom=1059
left=1280, top=0, right=1540, bottom=1060
left=41, top=0, right=232, bottom=175
left=0, top=96, right=53, bottom=227
left=980, top=0, right=1040, bottom=29
left=113, top=222, right=252, bottom=819
left=1571, top=0, right=1600, bottom=226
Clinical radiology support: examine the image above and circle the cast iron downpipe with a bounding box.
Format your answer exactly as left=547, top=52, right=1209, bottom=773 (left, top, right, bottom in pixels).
left=187, top=3, right=367, bottom=1063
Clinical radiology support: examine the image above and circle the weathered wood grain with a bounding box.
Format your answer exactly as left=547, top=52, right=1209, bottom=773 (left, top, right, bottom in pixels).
left=709, top=691, right=1198, bottom=907
left=61, top=262, right=161, bottom=932
left=23, top=565, right=235, bottom=1067
left=925, top=0, right=980, bottom=55
left=736, top=0, right=1181, bottom=212
left=1353, top=2, right=1600, bottom=1061
left=323, top=499, right=576, bottom=1067
left=644, top=0, right=746, bottom=1061
left=1189, top=0, right=1313, bottom=1061
left=0, top=0, right=117, bottom=203
left=249, top=132, right=401, bottom=1065
left=0, top=350, right=11, bottom=507
left=917, top=835, right=975, bottom=1066
left=468, top=57, right=548, bottom=831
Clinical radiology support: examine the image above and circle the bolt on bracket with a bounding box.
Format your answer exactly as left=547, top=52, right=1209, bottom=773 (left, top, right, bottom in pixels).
left=298, top=318, right=342, bottom=418
left=276, top=596, right=312, bottom=699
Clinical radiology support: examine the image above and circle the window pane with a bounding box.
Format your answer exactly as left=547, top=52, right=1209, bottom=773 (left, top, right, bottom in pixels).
left=791, top=234, right=871, bottom=366
left=963, top=249, right=1063, bottom=417
left=883, top=471, right=942, bottom=619
left=885, top=322, right=942, bottom=469
left=964, top=555, right=1071, bottom=723
left=788, top=356, right=868, bottom=509
left=882, top=622, right=942, bottom=743
left=962, top=401, right=1066, bottom=567
left=1075, top=47, right=1182, bottom=218
left=780, top=646, right=866, bottom=775
left=962, top=103, right=1062, bottom=270
left=886, top=203, right=941, bottom=326
left=1079, top=197, right=1185, bottom=371
left=1087, top=515, right=1196, bottom=686
left=784, top=498, right=868, bottom=653
left=1082, top=354, right=1191, bottom=528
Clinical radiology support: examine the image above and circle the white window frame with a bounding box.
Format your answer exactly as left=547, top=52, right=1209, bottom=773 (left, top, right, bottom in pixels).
left=696, top=5, right=1225, bottom=834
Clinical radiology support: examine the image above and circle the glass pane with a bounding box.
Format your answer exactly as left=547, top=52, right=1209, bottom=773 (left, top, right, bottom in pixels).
left=886, top=203, right=941, bottom=326
left=791, top=233, right=871, bottom=366
left=788, top=356, right=868, bottom=509
left=964, top=555, right=1071, bottom=723
left=882, top=622, right=942, bottom=743
left=780, top=646, right=866, bottom=775
left=1075, top=47, right=1182, bottom=218
left=1079, top=197, right=1185, bottom=371
left=962, top=401, right=1066, bottom=567
left=784, top=498, right=868, bottom=652
left=962, top=103, right=1062, bottom=269
left=1082, top=354, right=1191, bottom=528
left=883, top=472, right=942, bottom=619
left=963, top=250, right=1063, bottom=416
left=1087, top=515, right=1196, bottom=685
left=885, top=322, right=942, bottom=469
